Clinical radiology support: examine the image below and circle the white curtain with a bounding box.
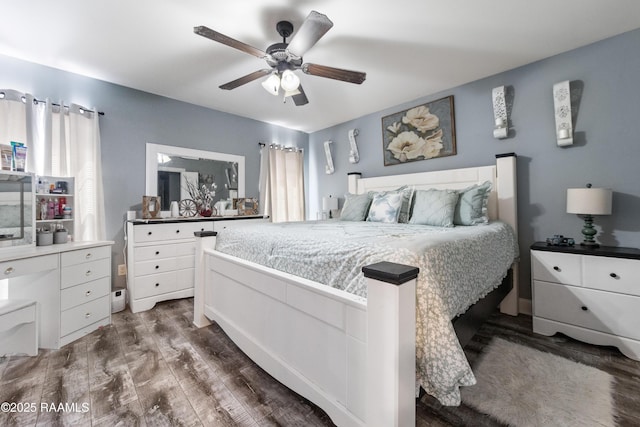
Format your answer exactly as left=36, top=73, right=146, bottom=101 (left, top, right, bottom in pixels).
left=259, top=145, right=305, bottom=223
left=0, top=89, right=106, bottom=240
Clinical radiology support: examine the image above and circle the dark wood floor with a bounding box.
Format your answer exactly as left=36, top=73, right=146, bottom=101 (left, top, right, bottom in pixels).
left=1, top=298, right=638, bottom=426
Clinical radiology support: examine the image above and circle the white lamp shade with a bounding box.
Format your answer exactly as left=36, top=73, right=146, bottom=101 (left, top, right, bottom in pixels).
left=280, top=70, right=300, bottom=92
left=566, top=187, right=612, bottom=215
left=261, top=74, right=280, bottom=95
left=322, top=196, right=338, bottom=211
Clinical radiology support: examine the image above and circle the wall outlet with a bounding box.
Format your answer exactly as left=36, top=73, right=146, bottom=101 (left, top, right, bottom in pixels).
left=118, top=264, right=127, bottom=276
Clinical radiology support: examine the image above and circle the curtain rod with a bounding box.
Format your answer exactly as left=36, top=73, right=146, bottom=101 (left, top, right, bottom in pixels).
left=36, top=98, right=105, bottom=116
left=258, top=142, right=303, bottom=152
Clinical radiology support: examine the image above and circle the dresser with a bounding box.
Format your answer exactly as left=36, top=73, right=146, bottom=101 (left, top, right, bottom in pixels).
left=1, top=241, right=113, bottom=350
left=531, top=242, right=640, bottom=360
left=126, top=216, right=266, bottom=313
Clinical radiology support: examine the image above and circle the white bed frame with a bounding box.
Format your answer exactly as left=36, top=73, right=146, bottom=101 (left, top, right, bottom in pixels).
left=193, top=154, right=518, bottom=426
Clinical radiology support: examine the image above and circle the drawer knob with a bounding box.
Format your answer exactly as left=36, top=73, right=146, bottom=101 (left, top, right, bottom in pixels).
left=148, top=231, right=152, bottom=235
left=155, top=251, right=160, bottom=255
left=553, top=266, right=561, bottom=272
left=4, top=266, right=14, bottom=275
left=155, top=265, right=159, bottom=270
left=155, top=283, right=160, bottom=287
left=85, top=270, right=92, bottom=276
left=85, top=253, right=93, bottom=259
left=581, top=306, right=588, bottom=311
left=176, top=229, right=180, bottom=233
left=85, top=312, right=92, bottom=318
left=85, top=290, right=92, bottom=296
left=609, top=273, right=618, bottom=279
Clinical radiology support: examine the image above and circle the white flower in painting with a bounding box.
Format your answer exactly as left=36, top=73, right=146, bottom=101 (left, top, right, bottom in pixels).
left=422, top=129, right=444, bottom=159
left=387, top=131, right=426, bottom=162
left=386, top=121, right=401, bottom=134
left=402, top=106, right=439, bottom=133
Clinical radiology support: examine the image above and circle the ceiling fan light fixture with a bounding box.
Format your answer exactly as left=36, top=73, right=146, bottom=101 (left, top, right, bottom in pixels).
left=284, top=88, right=301, bottom=98
left=280, top=69, right=300, bottom=91
left=261, top=74, right=280, bottom=96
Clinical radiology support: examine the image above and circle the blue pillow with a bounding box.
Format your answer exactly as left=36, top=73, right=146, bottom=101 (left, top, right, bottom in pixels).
left=368, top=186, right=414, bottom=223
left=340, top=193, right=372, bottom=221
left=366, top=192, right=404, bottom=223
left=408, top=189, right=459, bottom=227
left=454, top=181, right=492, bottom=225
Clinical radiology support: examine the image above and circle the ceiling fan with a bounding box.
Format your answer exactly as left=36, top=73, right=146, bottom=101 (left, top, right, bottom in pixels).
left=194, top=11, right=366, bottom=106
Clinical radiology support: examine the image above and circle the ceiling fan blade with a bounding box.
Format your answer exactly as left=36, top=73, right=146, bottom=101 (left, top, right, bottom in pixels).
left=219, top=69, right=272, bottom=90
left=302, top=63, right=366, bottom=84
left=291, top=85, right=309, bottom=106
left=286, top=11, right=333, bottom=58
left=194, top=26, right=267, bottom=59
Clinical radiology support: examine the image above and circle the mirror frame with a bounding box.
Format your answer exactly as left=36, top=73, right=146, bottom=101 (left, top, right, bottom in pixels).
left=145, top=143, right=245, bottom=215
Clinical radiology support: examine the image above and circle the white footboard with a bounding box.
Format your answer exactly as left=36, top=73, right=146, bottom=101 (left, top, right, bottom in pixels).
left=193, top=233, right=417, bottom=427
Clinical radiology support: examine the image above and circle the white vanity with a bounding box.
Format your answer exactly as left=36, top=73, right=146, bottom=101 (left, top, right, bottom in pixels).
left=1, top=241, right=113, bottom=350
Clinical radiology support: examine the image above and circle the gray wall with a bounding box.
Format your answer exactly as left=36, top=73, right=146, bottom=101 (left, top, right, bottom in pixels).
left=308, top=28, right=640, bottom=300
left=0, top=55, right=308, bottom=289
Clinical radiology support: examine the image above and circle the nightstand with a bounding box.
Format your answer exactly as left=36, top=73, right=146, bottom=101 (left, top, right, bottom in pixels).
left=531, top=242, right=640, bottom=360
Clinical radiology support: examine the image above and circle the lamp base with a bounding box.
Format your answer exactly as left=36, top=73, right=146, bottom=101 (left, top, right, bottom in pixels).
left=579, top=214, right=599, bottom=248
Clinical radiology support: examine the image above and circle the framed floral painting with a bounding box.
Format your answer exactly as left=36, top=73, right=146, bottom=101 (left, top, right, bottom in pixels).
left=381, top=95, right=456, bottom=166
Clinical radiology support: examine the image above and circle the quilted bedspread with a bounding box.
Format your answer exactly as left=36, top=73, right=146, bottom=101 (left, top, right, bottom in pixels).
left=214, top=220, right=518, bottom=405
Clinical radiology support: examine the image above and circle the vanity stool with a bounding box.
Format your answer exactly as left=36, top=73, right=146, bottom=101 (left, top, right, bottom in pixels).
left=0, top=299, right=38, bottom=357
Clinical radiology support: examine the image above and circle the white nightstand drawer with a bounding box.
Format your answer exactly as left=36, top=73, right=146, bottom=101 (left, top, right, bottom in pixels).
left=61, top=246, right=110, bottom=267
left=60, top=295, right=110, bottom=337
left=135, top=244, right=178, bottom=261
left=61, top=258, right=110, bottom=289
left=583, top=256, right=640, bottom=296
left=532, top=250, right=581, bottom=285
left=534, top=280, right=640, bottom=341
left=133, top=222, right=212, bottom=243
left=61, top=276, right=110, bottom=311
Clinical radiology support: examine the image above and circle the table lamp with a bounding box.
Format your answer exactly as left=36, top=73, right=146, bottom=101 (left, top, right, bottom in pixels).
left=322, top=195, right=339, bottom=219
left=566, top=184, right=612, bottom=248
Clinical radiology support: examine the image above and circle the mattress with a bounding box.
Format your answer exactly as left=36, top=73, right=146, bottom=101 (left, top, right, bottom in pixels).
left=214, top=219, right=518, bottom=405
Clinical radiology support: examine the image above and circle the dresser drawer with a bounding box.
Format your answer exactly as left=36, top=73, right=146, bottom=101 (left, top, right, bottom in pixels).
left=534, top=280, right=640, bottom=341
left=134, top=242, right=194, bottom=261
left=61, top=245, right=110, bottom=267
left=61, top=258, right=110, bottom=289
left=135, top=271, right=178, bottom=299
left=1, top=254, right=58, bottom=278
left=531, top=250, right=581, bottom=285
left=61, top=276, right=110, bottom=311
left=133, top=222, right=213, bottom=243
left=60, top=295, right=110, bottom=337
left=174, top=268, right=195, bottom=291
left=583, top=256, right=640, bottom=296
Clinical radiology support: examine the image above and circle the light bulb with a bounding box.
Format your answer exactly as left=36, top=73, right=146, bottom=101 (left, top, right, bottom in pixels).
left=280, top=70, right=300, bottom=92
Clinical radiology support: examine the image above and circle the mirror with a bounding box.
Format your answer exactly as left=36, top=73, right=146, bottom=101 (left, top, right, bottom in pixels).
left=145, top=143, right=245, bottom=215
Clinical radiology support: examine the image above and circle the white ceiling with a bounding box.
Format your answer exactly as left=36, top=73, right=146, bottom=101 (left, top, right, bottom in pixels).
left=3, top=1, right=640, bottom=133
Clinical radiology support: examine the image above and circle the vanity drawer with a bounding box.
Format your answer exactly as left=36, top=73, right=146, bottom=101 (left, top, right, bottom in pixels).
left=1, top=254, right=58, bottom=278
left=534, top=280, right=640, bottom=341
left=133, top=222, right=213, bottom=243
left=61, top=258, right=111, bottom=289
left=61, top=276, right=110, bottom=311
left=531, top=250, right=581, bottom=285
left=134, top=242, right=194, bottom=261
left=61, top=245, right=110, bottom=267
left=582, top=256, right=640, bottom=296
left=60, top=295, right=110, bottom=337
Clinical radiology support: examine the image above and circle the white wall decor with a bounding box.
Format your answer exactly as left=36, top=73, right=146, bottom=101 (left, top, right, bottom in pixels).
left=553, top=80, right=573, bottom=146
left=324, top=140, right=335, bottom=174
left=492, top=86, right=508, bottom=139
left=348, top=129, right=360, bottom=163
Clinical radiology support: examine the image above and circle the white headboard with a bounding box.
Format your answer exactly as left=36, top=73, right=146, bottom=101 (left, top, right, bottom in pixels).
left=347, top=153, right=519, bottom=315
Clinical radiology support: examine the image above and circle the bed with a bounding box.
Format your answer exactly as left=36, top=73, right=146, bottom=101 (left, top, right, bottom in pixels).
left=193, top=153, right=519, bottom=427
